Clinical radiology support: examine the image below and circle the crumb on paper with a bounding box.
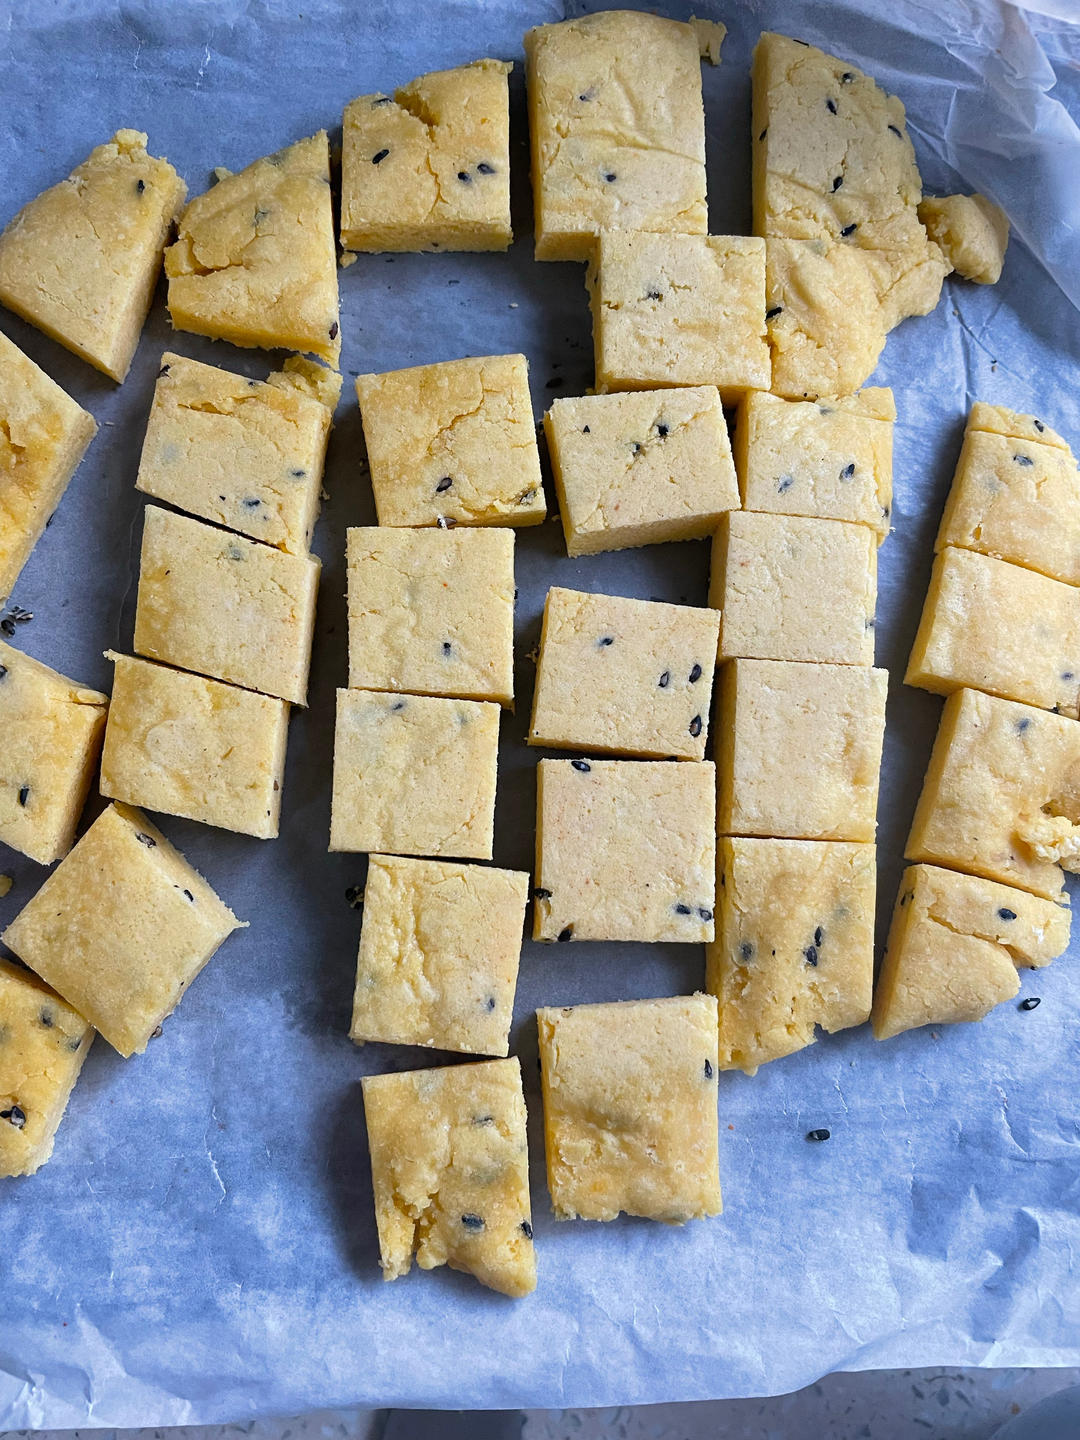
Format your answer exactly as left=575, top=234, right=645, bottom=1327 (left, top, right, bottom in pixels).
left=340, top=251, right=358, bottom=269
left=0, top=875, right=13, bottom=898
left=692, top=17, right=726, bottom=64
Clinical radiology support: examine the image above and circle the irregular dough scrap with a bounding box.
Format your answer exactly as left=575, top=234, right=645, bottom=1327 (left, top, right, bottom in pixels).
left=918, top=194, right=1009, bottom=285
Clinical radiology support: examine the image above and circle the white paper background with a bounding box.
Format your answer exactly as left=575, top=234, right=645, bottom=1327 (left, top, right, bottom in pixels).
left=0, top=0, right=1078, bottom=1425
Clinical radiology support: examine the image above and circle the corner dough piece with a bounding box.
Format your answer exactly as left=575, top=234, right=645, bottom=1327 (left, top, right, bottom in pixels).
left=907, top=687, right=1080, bottom=901
left=0, top=333, right=97, bottom=602
left=0, top=961, right=93, bottom=1177
left=529, top=587, right=720, bottom=759
left=346, top=526, right=514, bottom=706
left=525, top=11, right=708, bottom=262
left=588, top=232, right=769, bottom=400
left=735, top=387, right=893, bottom=539
left=711, top=511, right=877, bottom=665
left=536, top=994, right=722, bottom=1223
left=2, top=802, right=244, bottom=1057
left=918, top=194, right=1008, bottom=285
left=906, top=547, right=1080, bottom=718
left=708, top=837, right=875, bottom=1073
left=0, top=130, right=186, bottom=382
left=717, top=658, right=888, bottom=842
left=351, top=855, right=528, bottom=1056
left=330, top=689, right=499, bottom=858
left=136, top=352, right=340, bottom=555
left=872, top=864, right=1069, bottom=1040
left=356, top=354, right=545, bottom=527
left=967, top=402, right=1070, bottom=454
left=134, top=506, right=320, bottom=706
left=341, top=60, right=512, bottom=253
left=362, top=1056, right=535, bottom=1297
left=165, top=133, right=340, bottom=364
left=693, top=19, right=727, bottom=65
left=0, top=639, right=108, bottom=865
left=99, top=652, right=289, bottom=839
left=533, top=758, right=715, bottom=942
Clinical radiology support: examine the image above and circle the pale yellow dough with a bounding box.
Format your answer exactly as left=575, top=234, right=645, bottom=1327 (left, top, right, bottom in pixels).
left=918, top=194, right=1008, bottom=285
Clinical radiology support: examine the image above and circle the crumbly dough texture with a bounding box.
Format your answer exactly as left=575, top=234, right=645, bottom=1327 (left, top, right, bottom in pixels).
left=708, top=837, right=875, bottom=1073
left=918, top=194, right=1008, bottom=285
left=330, top=689, right=499, bottom=859
left=533, top=758, right=715, bottom=942
left=0, top=638, right=108, bottom=865
left=0, top=130, right=186, bottom=381
left=0, top=961, right=93, bottom=1177
left=2, top=802, right=244, bottom=1057
left=136, top=352, right=340, bottom=555
left=134, top=505, right=320, bottom=706
left=346, top=526, right=515, bottom=705
left=341, top=60, right=512, bottom=253
left=529, top=587, right=719, bottom=759
left=356, top=354, right=545, bottom=527
left=536, top=994, right=722, bottom=1223
left=351, top=855, right=528, bottom=1056
left=362, top=1056, right=536, bottom=1297
left=525, top=11, right=708, bottom=262
left=165, top=133, right=340, bottom=364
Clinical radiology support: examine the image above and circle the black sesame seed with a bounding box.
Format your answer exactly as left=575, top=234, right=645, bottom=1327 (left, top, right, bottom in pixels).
left=826, top=98, right=838, bottom=114
left=67, top=1036, right=83, bottom=1051
left=598, top=635, right=614, bottom=647
left=0, top=666, right=7, bottom=681
left=519, top=489, right=537, bottom=504
left=242, top=496, right=261, bottom=509
left=473, top=1114, right=494, bottom=1126
left=557, top=926, right=573, bottom=942
left=689, top=664, right=702, bottom=683
left=136, top=831, right=156, bottom=847
left=840, top=462, right=856, bottom=479
left=739, top=940, right=754, bottom=962
left=391, top=700, right=406, bottom=712
left=39, top=1008, right=54, bottom=1028
left=698, top=908, right=713, bottom=923
left=631, top=441, right=642, bottom=454
left=1019, top=997, right=1041, bottom=1011
left=658, top=671, right=671, bottom=688
left=436, top=516, right=456, bottom=529
left=17, top=785, right=28, bottom=808
left=804, top=944, right=819, bottom=967
left=840, top=222, right=858, bottom=237
left=158, top=364, right=171, bottom=378
left=521, top=1219, right=534, bottom=1238
left=371, top=149, right=389, bottom=165
left=1, top=1105, right=26, bottom=1130
left=582, top=425, right=590, bottom=434
left=759, top=128, right=767, bottom=141
left=1063, top=672, right=1075, bottom=682
left=766, top=305, right=783, bottom=320
left=571, top=760, right=591, bottom=772
left=888, top=124, right=902, bottom=137
left=329, top=321, right=339, bottom=340
left=0, top=618, right=14, bottom=637
left=1016, top=718, right=1032, bottom=734
left=657, top=423, right=669, bottom=438
left=998, top=907, right=1017, bottom=921
left=841, top=71, right=854, bottom=82
left=435, top=475, right=453, bottom=493
left=689, top=715, right=702, bottom=737
left=456, top=170, right=472, bottom=183
left=646, top=288, right=663, bottom=301
left=485, top=996, right=496, bottom=1011
left=807, top=1128, right=830, bottom=1142
left=1013, top=454, right=1034, bottom=466
left=136, top=178, right=146, bottom=193
left=603, top=171, right=617, bottom=182
left=477, top=162, right=495, bottom=175
left=832, top=175, right=843, bottom=190
left=183, top=889, right=194, bottom=903
left=1034, top=419, right=1045, bottom=432
left=291, top=468, right=307, bottom=478
left=372, top=96, right=391, bottom=105
left=704, top=1059, right=715, bottom=1080
left=814, top=926, right=824, bottom=947
left=675, top=903, right=693, bottom=916
left=777, top=475, right=795, bottom=492
left=461, top=1213, right=485, bottom=1230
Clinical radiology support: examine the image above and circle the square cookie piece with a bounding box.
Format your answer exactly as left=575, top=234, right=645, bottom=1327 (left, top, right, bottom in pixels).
left=708, top=837, right=875, bottom=1073
left=100, top=653, right=289, bottom=839
left=0, top=961, right=93, bottom=1177
left=967, top=402, right=1070, bottom=453
left=711, top=512, right=877, bottom=665
left=136, top=352, right=340, bottom=555
left=362, top=1056, right=535, bottom=1297
left=0, top=639, right=108, bottom=865
left=351, top=855, right=528, bottom=1056
left=134, top=506, right=320, bottom=706
left=357, top=354, right=545, bottom=527
left=872, top=864, right=1069, bottom=1041
left=533, top=758, right=715, bottom=942
left=331, top=689, right=499, bottom=859
left=537, top=994, right=722, bottom=1223
left=528, top=587, right=719, bottom=760
left=341, top=60, right=511, bottom=253
left=2, top=803, right=244, bottom=1057
left=589, top=232, right=769, bottom=400
left=0, top=332, right=97, bottom=602
left=717, top=659, right=888, bottom=842
left=735, top=388, right=894, bottom=539
left=347, top=527, right=514, bottom=706
left=544, top=386, right=739, bottom=556
left=525, top=11, right=708, bottom=262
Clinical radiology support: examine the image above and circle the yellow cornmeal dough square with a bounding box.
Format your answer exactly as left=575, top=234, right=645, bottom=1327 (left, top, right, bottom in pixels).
left=357, top=354, right=545, bottom=528
left=0, top=332, right=97, bottom=602
left=165, top=133, right=340, bottom=365
left=362, top=1056, right=535, bottom=1297
left=525, top=11, right=708, bottom=262
left=330, top=689, right=499, bottom=859
left=528, top=587, right=719, bottom=760
left=0, top=130, right=186, bottom=382
left=544, top=386, right=739, bottom=556
left=0, top=639, right=108, bottom=866
left=906, top=547, right=1080, bottom=718
left=717, top=658, right=888, bottom=842
left=872, top=864, right=1070, bottom=1041
left=536, top=994, right=722, bottom=1223
left=341, top=60, right=511, bottom=253
left=2, top=802, right=244, bottom=1057
left=347, top=527, right=514, bottom=706
left=918, top=194, right=1008, bottom=285
left=136, top=353, right=341, bottom=555
left=351, top=855, right=528, bottom=1056
left=707, top=837, right=875, bottom=1074
left=906, top=687, right=1080, bottom=902
left=967, top=402, right=1070, bottom=453
left=0, top=961, right=93, bottom=1177
left=533, top=758, right=715, bottom=942
left=134, top=506, right=320, bottom=706
left=588, top=232, right=769, bottom=401
left=735, top=388, right=894, bottom=539
left=100, top=653, right=289, bottom=840
left=711, top=512, right=877, bottom=666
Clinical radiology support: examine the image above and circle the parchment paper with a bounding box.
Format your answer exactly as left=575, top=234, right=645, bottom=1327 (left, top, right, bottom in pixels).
left=1, top=0, right=1078, bottom=1424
